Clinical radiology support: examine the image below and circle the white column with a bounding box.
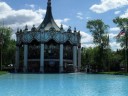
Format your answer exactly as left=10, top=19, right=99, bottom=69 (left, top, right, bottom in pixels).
left=15, top=46, right=20, bottom=72
left=40, top=44, right=44, bottom=73
left=73, top=46, right=77, bottom=72
left=59, top=44, right=63, bottom=72
left=24, top=44, right=28, bottom=72
left=78, top=47, right=81, bottom=71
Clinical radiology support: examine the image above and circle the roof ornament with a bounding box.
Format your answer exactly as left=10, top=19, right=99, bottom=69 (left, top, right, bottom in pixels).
left=48, top=0, right=51, bottom=7
left=60, top=24, right=63, bottom=30
left=31, top=25, right=36, bottom=31
left=17, top=28, right=20, bottom=33
left=67, top=26, right=72, bottom=32
left=74, top=27, right=76, bottom=33
left=20, top=29, right=22, bottom=33
left=25, top=25, right=28, bottom=31
left=78, top=30, right=80, bottom=34
left=78, top=31, right=81, bottom=36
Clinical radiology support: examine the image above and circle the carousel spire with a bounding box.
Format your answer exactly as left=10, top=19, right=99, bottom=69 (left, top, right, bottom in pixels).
left=38, top=0, right=60, bottom=31
left=48, top=0, right=51, bottom=7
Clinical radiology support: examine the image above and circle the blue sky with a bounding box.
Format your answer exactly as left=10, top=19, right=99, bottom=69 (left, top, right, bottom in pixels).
left=1, top=0, right=128, bottom=50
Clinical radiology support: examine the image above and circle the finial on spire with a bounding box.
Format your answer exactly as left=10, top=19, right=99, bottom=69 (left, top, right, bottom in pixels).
left=74, top=27, right=76, bottom=32
left=17, top=28, right=19, bottom=33
left=67, top=26, right=72, bottom=32
left=60, top=24, right=63, bottom=30
left=48, top=0, right=51, bottom=7
left=20, top=29, right=22, bottom=33
left=25, top=25, right=28, bottom=30
left=33, top=25, right=35, bottom=28
left=31, top=25, right=36, bottom=31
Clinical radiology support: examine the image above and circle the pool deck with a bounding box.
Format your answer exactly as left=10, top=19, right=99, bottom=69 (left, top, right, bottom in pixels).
left=96, top=71, right=128, bottom=76
left=0, top=71, right=8, bottom=75
left=1, top=71, right=128, bottom=76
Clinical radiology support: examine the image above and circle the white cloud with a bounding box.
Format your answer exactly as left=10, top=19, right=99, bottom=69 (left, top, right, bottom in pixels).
left=82, top=43, right=95, bottom=48
left=109, top=33, right=117, bottom=39
left=80, top=31, right=93, bottom=43
left=55, top=19, right=70, bottom=29
left=80, top=30, right=122, bottom=50
left=80, top=31, right=94, bottom=48
left=80, top=30, right=121, bottom=50
left=90, top=0, right=128, bottom=13
left=109, top=27, right=122, bottom=50
left=110, top=42, right=121, bottom=51
left=0, top=2, right=46, bottom=40
left=25, top=4, right=35, bottom=9
left=114, top=11, right=121, bottom=15
left=55, top=18, right=70, bottom=24
left=0, top=1, right=122, bottom=51
left=120, top=9, right=128, bottom=18
left=11, top=34, right=16, bottom=40
left=86, top=17, right=91, bottom=20
left=0, top=2, right=12, bottom=12
left=77, top=12, right=83, bottom=16
left=76, top=12, right=84, bottom=20
left=109, top=27, right=120, bottom=39
left=63, top=18, right=70, bottom=23
left=76, top=16, right=84, bottom=20
left=0, top=1, right=71, bottom=39
left=0, top=2, right=46, bottom=31
left=110, top=27, right=120, bottom=32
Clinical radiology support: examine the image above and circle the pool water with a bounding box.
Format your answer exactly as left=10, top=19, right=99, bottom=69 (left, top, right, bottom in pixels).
left=0, top=73, right=128, bottom=96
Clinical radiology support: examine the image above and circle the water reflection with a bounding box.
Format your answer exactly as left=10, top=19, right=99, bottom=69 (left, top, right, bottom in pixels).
left=0, top=74, right=128, bottom=96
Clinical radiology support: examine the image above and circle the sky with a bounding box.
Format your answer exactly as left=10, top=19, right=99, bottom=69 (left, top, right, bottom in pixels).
left=0, top=0, right=128, bottom=50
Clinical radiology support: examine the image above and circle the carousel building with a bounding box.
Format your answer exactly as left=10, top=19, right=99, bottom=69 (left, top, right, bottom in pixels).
left=15, top=0, right=81, bottom=73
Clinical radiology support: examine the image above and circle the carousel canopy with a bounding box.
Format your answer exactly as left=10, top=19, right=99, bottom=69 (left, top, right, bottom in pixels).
left=38, top=0, right=60, bottom=31
left=16, top=0, right=81, bottom=46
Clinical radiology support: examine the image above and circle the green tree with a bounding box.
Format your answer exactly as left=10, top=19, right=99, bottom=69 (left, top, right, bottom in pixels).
left=113, top=17, right=128, bottom=72
left=81, top=47, right=95, bottom=71
left=0, top=26, right=16, bottom=70
left=113, top=17, right=128, bottom=48
left=86, top=19, right=109, bottom=72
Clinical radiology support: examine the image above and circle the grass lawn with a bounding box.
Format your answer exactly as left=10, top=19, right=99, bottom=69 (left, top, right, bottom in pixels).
left=0, top=71, right=8, bottom=75
left=97, top=72, right=128, bottom=75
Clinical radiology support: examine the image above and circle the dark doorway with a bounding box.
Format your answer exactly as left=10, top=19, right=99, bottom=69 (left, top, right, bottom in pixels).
left=44, top=61, right=59, bottom=73
left=28, top=61, right=40, bottom=73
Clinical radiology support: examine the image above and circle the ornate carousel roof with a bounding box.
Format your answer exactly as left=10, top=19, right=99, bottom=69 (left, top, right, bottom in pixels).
left=16, top=0, right=81, bottom=46
left=38, top=0, right=60, bottom=31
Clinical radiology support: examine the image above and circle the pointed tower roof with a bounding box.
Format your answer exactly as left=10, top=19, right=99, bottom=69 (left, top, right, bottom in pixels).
left=38, top=0, right=60, bottom=31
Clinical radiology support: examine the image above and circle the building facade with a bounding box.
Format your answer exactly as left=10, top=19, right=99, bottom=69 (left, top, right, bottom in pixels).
left=15, top=0, right=81, bottom=73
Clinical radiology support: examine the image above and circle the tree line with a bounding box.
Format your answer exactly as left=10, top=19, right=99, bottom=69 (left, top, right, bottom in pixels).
left=81, top=17, right=128, bottom=73
left=0, top=26, right=15, bottom=71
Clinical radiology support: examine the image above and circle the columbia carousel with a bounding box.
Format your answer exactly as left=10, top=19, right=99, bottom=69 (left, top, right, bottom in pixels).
left=15, top=0, right=81, bottom=73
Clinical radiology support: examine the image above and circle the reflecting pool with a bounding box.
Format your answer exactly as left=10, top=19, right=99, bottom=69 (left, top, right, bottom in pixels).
left=0, top=73, right=128, bottom=96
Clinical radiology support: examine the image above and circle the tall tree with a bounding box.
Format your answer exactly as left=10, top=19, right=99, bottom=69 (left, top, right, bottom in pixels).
left=86, top=19, right=109, bottom=71
left=113, top=17, right=128, bottom=72
left=113, top=17, right=128, bottom=48
left=0, top=26, right=16, bottom=70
